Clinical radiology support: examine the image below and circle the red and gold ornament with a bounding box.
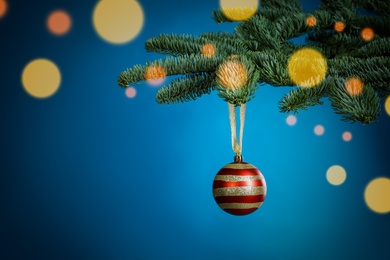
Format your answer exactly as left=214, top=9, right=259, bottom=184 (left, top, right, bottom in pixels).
left=213, top=156, right=267, bottom=216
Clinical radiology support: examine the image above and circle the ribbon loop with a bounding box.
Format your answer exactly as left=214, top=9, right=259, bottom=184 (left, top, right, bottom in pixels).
left=228, top=103, right=246, bottom=156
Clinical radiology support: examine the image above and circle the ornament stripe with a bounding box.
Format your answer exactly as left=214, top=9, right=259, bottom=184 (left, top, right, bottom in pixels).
left=218, top=202, right=262, bottom=209
left=223, top=163, right=256, bottom=170
left=224, top=208, right=260, bottom=216
left=213, top=179, right=264, bottom=188
left=214, top=174, right=262, bottom=182
left=218, top=168, right=261, bottom=176
left=215, top=194, right=265, bottom=204
left=213, top=186, right=265, bottom=197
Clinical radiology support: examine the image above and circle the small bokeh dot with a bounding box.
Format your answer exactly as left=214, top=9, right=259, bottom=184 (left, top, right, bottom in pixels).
left=286, top=115, right=297, bottom=126
left=22, top=59, right=61, bottom=99
left=0, top=0, right=7, bottom=18
left=342, top=131, right=352, bottom=142
left=93, top=0, right=144, bottom=44
left=364, top=177, right=390, bottom=214
left=314, top=125, right=325, bottom=136
left=361, top=27, right=374, bottom=42
left=326, top=165, right=346, bottom=186
left=47, top=10, right=72, bottom=36
left=125, top=87, right=137, bottom=98
left=345, top=77, right=364, bottom=96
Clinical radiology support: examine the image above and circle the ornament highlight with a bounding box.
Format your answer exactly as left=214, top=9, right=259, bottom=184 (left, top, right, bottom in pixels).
left=212, top=156, right=266, bottom=216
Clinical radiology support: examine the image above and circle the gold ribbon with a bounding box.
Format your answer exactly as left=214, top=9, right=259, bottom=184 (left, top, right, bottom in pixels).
left=228, top=102, right=246, bottom=156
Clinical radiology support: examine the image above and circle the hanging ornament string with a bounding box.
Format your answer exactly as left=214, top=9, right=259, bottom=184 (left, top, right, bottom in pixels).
left=228, top=102, right=246, bottom=156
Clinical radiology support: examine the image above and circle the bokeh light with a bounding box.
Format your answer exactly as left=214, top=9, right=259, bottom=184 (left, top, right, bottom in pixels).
left=145, top=65, right=166, bottom=84
left=361, top=27, right=374, bottom=42
left=314, top=125, right=325, bottom=136
left=286, top=115, right=297, bottom=126
left=342, top=131, right=352, bottom=142
left=125, top=87, right=137, bottom=98
left=216, top=60, right=248, bottom=90
left=385, top=96, right=390, bottom=116
left=345, top=77, right=364, bottom=96
left=22, top=59, right=61, bottom=98
left=220, top=0, right=258, bottom=21
left=364, top=177, right=390, bottom=214
left=326, top=165, right=346, bottom=186
left=334, top=21, right=345, bottom=32
left=287, top=48, right=327, bottom=88
left=202, top=43, right=216, bottom=57
left=47, top=10, right=72, bottom=36
left=0, top=0, right=7, bottom=18
left=93, top=0, right=144, bottom=44
left=306, top=16, right=316, bottom=27
left=147, top=78, right=165, bottom=87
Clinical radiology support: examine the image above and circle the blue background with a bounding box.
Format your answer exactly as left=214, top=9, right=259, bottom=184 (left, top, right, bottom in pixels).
left=1, top=0, right=389, bottom=259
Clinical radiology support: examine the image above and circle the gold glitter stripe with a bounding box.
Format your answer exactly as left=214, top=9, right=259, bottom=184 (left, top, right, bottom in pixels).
left=213, top=186, right=266, bottom=197
left=223, top=163, right=256, bottom=170
left=214, top=175, right=262, bottom=182
left=219, top=202, right=262, bottom=209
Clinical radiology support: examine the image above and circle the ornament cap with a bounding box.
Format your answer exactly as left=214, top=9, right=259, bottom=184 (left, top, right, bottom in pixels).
left=234, top=155, right=243, bottom=163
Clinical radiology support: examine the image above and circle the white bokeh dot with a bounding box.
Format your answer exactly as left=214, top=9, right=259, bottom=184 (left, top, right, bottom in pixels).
left=125, top=87, right=136, bottom=98
left=326, top=165, right=346, bottom=186
left=286, top=115, right=297, bottom=126
left=314, top=125, right=325, bottom=136
left=342, top=131, right=352, bottom=142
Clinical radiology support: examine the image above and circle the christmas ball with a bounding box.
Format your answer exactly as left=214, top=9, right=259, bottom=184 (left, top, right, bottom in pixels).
left=212, top=156, right=266, bottom=216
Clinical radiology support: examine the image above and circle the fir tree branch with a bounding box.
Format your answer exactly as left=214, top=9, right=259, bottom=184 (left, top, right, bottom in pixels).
left=118, top=55, right=224, bottom=87
left=364, top=0, right=390, bottom=17
left=328, top=78, right=380, bottom=124
left=278, top=77, right=328, bottom=113
left=250, top=49, right=293, bottom=86
left=145, top=34, right=205, bottom=56
left=260, top=0, right=302, bottom=12
left=235, top=15, right=281, bottom=50
left=156, top=73, right=216, bottom=104
left=145, top=34, right=248, bottom=57
left=353, top=38, right=390, bottom=57
left=211, top=9, right=236, bottom=23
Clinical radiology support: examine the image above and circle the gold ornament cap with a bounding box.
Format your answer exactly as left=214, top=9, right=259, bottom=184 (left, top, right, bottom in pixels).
left=234, top=155, right=243, bottom=163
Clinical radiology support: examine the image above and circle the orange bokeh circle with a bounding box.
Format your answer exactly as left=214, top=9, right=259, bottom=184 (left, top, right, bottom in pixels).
left=47, top=10, right=72, bottom=35
left=0, top=0, right=8, bottom=18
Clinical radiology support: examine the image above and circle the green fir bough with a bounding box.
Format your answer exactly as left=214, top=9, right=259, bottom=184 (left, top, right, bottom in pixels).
left=117, top=0, right=390, bottom=124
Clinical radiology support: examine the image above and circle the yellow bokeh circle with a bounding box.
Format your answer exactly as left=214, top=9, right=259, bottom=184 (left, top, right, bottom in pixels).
left=326, top=165, right=346, bottom=186
left=288, top=48, right=327, bottom=88
left=93, top=0, right=144, bottom=44
left=22, top=59, right=61, bottom=98
left=364, top=177, right=390, bottom=214
left=385, top=96, right=390, bottom=116
left=220, top=0, right=258, bottom=21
